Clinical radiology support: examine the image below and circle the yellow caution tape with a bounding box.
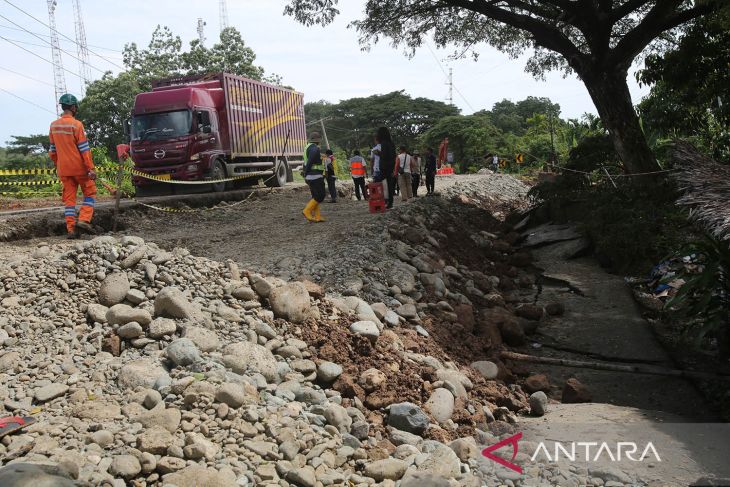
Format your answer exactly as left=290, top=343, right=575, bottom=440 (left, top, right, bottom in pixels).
left=0, top=180, right=57, bottom=187
left=130, top=168, right=273, bottom=185
left=0, top=168, right=57, bottom=176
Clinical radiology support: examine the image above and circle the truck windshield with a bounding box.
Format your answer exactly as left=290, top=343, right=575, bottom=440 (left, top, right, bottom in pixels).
left=131, top=110, right=192, bottom=141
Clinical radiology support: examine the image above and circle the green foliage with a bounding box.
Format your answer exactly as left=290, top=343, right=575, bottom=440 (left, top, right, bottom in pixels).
left=665, top=237, right=730, bottom=357
left=79, top=26, right=270, bottom=155
left=5, top=134, right=50, bottom=156
left=638, top=13, right=730, bottom=160
left=305, top=91, right=459, bottom=152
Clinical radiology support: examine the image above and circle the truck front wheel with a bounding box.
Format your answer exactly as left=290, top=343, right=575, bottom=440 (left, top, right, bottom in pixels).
left=266, top=157, right=288, bottom=188
left=211, top=159, right=226, bottom=193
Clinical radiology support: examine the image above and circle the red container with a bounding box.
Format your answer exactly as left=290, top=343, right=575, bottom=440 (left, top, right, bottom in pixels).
left=369, top=198, right=386, bottom=213
left=367, top=182, right=384, bottom=201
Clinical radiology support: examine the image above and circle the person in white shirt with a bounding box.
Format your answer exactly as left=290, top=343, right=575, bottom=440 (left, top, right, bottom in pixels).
left=396, top=146, right=413, bottom=202
left=492, top=154, right=499, bottom=173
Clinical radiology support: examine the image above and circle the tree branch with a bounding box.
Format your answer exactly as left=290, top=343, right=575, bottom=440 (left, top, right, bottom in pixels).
left=610, top=0, right=652, bottom=23
left=611, top=2, right=715, bottom=66
left=444, top=0, right=586, bottom=67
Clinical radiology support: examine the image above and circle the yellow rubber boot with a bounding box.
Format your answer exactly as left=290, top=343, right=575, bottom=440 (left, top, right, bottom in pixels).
left=302, top=199, right=317, bottom=222
left=314, top=203, right=326, bottom=222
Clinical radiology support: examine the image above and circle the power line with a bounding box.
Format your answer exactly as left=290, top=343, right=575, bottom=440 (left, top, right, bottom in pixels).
left=0, top=65, right=54, bottom=86
left=2, top=0, right=125, bottom=70
left=0, top=22, right=123, bottom=54
left=0, top=34, right=83, bottom=79
left=0, top=87, right=56, bottom=114
left=424, top=41, right=476, bottom=112
left=0, top=12, right=108, bottom=75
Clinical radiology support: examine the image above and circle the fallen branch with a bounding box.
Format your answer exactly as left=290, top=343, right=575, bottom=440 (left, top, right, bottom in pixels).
left=499, top=351, right=729, bottom=380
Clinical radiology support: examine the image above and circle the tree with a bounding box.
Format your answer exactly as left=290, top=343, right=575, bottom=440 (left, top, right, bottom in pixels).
left=305, top=91, right=459, bottom=152
left=79, top=26, right=270, bottom=154
left=285, top=0, right=721, bottom=177
left=5, top=134, right=50, bottom=156
left=79, top=72, right=142, bottom=155
left=638, top=13, right=730, bottom=159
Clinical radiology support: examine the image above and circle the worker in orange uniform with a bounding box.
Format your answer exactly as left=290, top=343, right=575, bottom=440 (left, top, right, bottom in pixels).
left=48, top=94, right=97, bottom=239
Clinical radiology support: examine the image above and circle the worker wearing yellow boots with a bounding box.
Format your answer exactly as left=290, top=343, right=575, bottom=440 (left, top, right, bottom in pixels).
left=302, top=132, right=326, bottom=222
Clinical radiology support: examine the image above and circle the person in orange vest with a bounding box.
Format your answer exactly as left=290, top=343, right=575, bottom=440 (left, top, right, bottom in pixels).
left=349, top=149, right=368, bottom=200
left=48, top=94, right=97, bottom=238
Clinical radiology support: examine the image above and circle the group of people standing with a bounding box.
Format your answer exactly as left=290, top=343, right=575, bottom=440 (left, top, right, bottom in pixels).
left=367, top=126, right=437, bottom=208
left=301, top=126, right=438, bottom=222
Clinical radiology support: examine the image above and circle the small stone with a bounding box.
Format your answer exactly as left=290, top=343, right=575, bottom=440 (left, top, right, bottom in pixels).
left=148, top=317, right=177, bottom=338
left=364, top=458, right=407, bottom=481
left=109, top=455, right=141, bottom=479
left=143, top=389, right=163, bottom=409
left=395, top=303, right=418, bottom=319
left=106, top=304, right=152, bottom=326
left=126, top=289, right=147, bottom=305
left=117, top=321, right=144, bottom=339
left=183, top=326, right=220, bottom=352
left=350, top=320, right=380, bottom=343
left=324, top=403, right=352, bottom=433
left=86, top=303, right=108, bottom=323
left=525, top=374, right=551, bottom=393
left=529, top=391, right=548, bottom=416
left=35, top=383, right=69, bottom=402
left=166, top=338, right=201, bottom=366
left=425, top=388, right=454, bottom=422
left=98, top=273, right=130, bottom=306
left=388, top=402, right=429, bottom=435
left=268, top=282, right=314, bottom=323
left=359, top=368, right=386, bottom=392
left=317, top=361, right=343, bottom=382
left=562, top=378, right=592, bottom=403
left=286, top=466, right=316, bottom=487
left=215, top=383, right=253, bottom=408
left=470, top=360, right=499, bottom=380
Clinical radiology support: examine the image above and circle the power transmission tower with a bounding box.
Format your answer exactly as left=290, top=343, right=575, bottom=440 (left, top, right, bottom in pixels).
left=47, top=0, right=67, bottom=114
left=447, top=67, right=453, bottom=106
left=197, top=18, right=206, bottom=46
left=219, top=0, right=229, bottom=32
left=72, top=0, right=92, bottom=94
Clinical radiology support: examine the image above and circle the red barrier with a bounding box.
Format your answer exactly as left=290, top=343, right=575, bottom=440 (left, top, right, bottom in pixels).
left=437, top=167, right=454, bottom=175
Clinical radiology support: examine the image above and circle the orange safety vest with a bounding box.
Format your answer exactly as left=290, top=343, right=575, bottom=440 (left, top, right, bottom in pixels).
left=48, top=113, right=94, bottom=177
left=350, top=157, right=366, bottom=177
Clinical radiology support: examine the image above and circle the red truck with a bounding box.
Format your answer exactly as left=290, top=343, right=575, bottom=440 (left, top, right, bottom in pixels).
left=128, top=72, right=306, bottom=196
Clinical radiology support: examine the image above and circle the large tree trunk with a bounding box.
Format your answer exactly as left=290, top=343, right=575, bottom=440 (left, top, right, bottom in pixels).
left=582, top=69, right=661, bottom=176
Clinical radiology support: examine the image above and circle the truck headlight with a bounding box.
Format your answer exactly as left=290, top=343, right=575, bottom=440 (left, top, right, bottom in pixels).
left=187, top=164, right=198, bottom=172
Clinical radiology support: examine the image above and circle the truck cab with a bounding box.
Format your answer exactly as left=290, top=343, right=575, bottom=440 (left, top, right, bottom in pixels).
left=129, top=73, right=305, bottom=196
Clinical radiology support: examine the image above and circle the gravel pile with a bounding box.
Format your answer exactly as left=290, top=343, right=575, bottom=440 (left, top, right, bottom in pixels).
left=0, top=176, right=647, bottom=486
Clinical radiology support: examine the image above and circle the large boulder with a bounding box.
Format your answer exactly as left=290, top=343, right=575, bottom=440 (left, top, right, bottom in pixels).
left=98, top=272, right=129, bottom=307
left=118, top=358, right=170, bottom=390
left=222, top=342, right=279, bottom=382
left=154, top=287, right=206, bottom=323
left=268, top=282, right=315, bottom=323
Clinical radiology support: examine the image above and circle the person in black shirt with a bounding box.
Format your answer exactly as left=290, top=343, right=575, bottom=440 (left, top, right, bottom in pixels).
left=375, top=127, right=396, bottom=208
left=424, top=147, right=437, bottom=195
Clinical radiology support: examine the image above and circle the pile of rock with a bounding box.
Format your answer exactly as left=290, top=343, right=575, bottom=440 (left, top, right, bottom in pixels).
left=0, top=235, right=530, bottom=486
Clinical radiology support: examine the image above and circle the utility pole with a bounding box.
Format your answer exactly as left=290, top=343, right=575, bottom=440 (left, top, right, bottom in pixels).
left=219, top=0, right=229, bottom=32
left=47, top=0, right=67, bottom=114
left=447, top=67, right=454, bottom=106
left=197, top=18, right=206, bottom=46
left=72, top=0, right=91, bottom=95
left=319, top=120, right=331, bottom=150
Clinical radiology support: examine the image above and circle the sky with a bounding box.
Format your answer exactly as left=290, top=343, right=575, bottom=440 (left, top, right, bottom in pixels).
left=0, top=0, right=651, bottom=146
